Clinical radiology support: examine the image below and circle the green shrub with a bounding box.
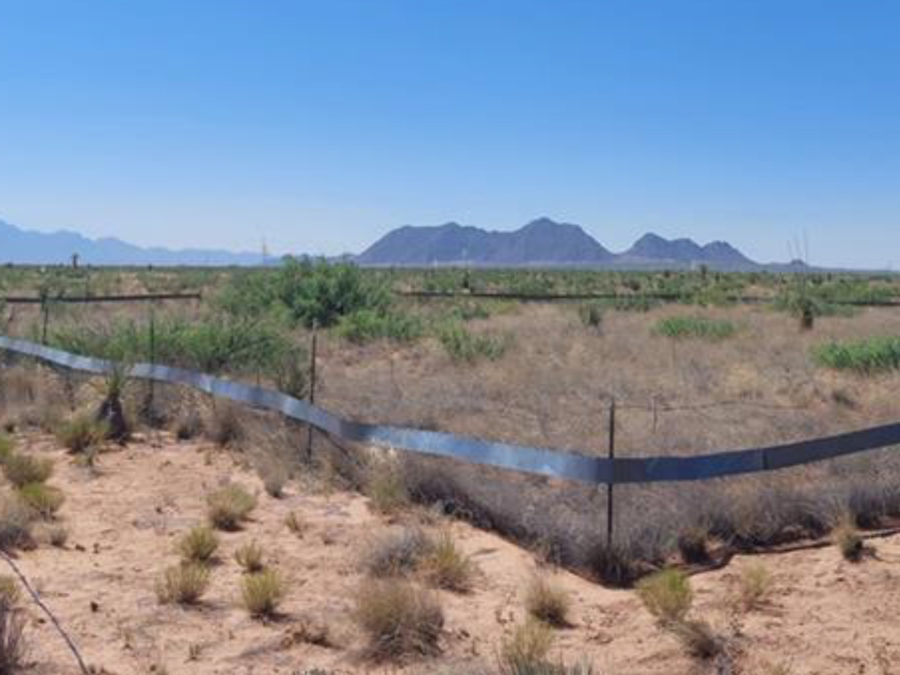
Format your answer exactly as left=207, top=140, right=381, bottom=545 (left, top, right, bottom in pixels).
left=3, top=454, right=53, bottom=488
left=813, top=337, right=900, bottom=374
left=655, top=316, right=736, bottom=340
left=241, top=568, right=285, bottom=618
left=206, top=484, right=257, bottom=531
left=17, top=483, right=64, bottom=519
left=437, top=321, right=509, bottom=362
left=177, top=526, right=220, bottom=565
left=636, top=568, right=693, bottom=624
left=577, top=303, right=604, bottom=329
left=337, top=310, right=424, bottom=344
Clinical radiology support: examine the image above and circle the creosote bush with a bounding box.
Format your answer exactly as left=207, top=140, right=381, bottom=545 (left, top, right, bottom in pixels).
left=156, top=564, right=210, bottom=605
left=206, top=484, right=257, bottom=531
left=636, top=568, right=692, bottom=624
left=54, top=414, right=107, bottom=454
left=2, top=454, right=53, bottom=488
left=524, top=577, right=571, bottom=628
left=17, top=483, right=64, bottom=519
left=354, top=579, right=444, bottom=660
left=655, top=316, right=736, bottom=340
left=241, top=568, right=285, bottom=618
left=177, top=526, right=220, bottom=565
left=234, top=540, right=265, bottom=573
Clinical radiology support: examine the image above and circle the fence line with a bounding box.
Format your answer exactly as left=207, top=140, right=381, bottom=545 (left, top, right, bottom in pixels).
left=2, top=292, right=201, bottom=305
left=2, top=335, right=900, bottom=485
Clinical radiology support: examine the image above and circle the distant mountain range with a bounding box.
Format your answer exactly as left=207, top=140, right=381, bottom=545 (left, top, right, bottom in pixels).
left=1, top=215, right=802, bottom=270
left=0, top=219, right=264, bottom=266
left=358, top=218, right=765, bottom=270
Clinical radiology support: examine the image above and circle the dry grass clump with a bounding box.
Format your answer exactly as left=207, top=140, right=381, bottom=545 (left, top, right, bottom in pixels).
left=0, top=597, right=27, bottom=673
left=737, top=563, right=772, bottom=611
left=284, top=511, right=307, bottom=537
left=177, top=526, right=219, bottom=565
left=636, top=568, right=692, bottom=624
left=524, top=577, right=571, bottom=628
left=45, top=524, right=69, bottom=548
left=206, top=484, right=257, bottom=531
left=676, top=526, right=710, bottom=564
left=833, top=516, right=865, bottom=562
left=366, top=459, right=410, bottom=514
left=241, top=568, right=285, bottom=618
left=0, top=579, right=19, bottom=608
left=208, top=402, right=243, bottom=447
left=156, top=564, right=210, bottom=605
left=173, top=410, right=204, bottom=441
left=17, top=483, right=64, bottom=519
left=420, top=530, right=474, bottom=592
left=363, top=527, right=433, bottom=578
left=354, top=579, right=444, bottom=660
left=54, top=414, right=107, bottom=454
left=668, top=619, right=723, bottom=659
left=0, top=498, right=35, bottom=551
left=2, top=453, right=52, bottom=488
left=259, top=461, right=289, bottom=499
left=499, top=619, right=554, bottom=674
left=234, top=540, right=265, bottom=573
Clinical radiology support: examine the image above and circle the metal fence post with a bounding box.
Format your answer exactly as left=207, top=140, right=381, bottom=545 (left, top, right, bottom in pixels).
left=305, top=324, right=318, bottom=462
left=147, top=309, right=156, bottom=410
left=40, top=297, right=49, bottom=345
left=607, top=397, right=616, bottom=549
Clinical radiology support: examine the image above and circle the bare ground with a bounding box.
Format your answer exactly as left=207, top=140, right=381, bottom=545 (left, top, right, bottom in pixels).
left=8, top=432, right=900, bottom=675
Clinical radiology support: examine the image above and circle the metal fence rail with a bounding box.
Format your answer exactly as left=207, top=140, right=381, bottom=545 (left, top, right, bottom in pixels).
left=2, top=335, right=899, bottom=485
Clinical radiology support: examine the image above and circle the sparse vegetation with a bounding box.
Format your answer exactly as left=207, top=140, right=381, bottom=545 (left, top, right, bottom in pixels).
left=420, top=530, right=474, bottom=592
left=366, top=460, right=409, bottom=514
left=0, top=596, right=26, bottom=673
left=55, top=414, right=108, bottom=454
left=206, top=484, right=257, bottom=531
left=0, top=498, right=35, bottom=551
left=241, top=568, right=285, bottom=618
left=636, top=568, right=692, bottom=624
left=17, top=482, right=64, bottom=519
left=833, top=516, right=865, bottom=562
left=738, top=563, right=772, bottom=611
left=0, top=579, right=19, bottom=608
left=363, top=527, right=433, bottom=578
left=177, top=526, right=220, bottom=565
left=354, top=579, right=444, bottom=660
left=655, top=316, right=736, bottom=340
left=524, top=576, right=570, bottom=627
left=156, top=564, right=210, bottom=605
left=814, top=336, right=900, bottom=374
left=499, top=620, right=554, bottom=674
left=284, top=511, right=306, bottom=537
left=234, top=540, right=265, bottom=573
left=668, top=619, right=723, bottom=659
left=3, top=453, right=53, bottom=488
left=437, top=320, right=509, bottom=362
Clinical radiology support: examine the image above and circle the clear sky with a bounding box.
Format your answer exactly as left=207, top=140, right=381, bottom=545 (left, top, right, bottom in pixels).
left=1, top=1, right=898, bottom=268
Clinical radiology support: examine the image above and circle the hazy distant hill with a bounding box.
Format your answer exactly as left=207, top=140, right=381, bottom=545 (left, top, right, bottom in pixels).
left=0, top=219, right=264, bottom=266
left=356, top=218, right=614, bottom=266
left=358, top=219, right=758, bottom=269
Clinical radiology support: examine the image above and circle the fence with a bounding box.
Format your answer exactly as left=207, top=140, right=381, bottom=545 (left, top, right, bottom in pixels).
left=3, top=335, right=900, bottom=487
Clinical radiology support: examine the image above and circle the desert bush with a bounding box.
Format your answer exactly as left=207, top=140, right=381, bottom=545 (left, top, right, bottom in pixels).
left=17, top=483, right=64, bottom=519
left=177, top=526, right=219, bottom=565
left=437, top=321, right=509, bottom=362
left=241, top=568, right=285, bottom=618
left=669, top=619, right=723, bottom=659
left=234, top=540, right=265, bottom=573
left=738, top=563, right=772, bottom=611
left=813, top=336, right=900, bottom=374
left=0, top=579, right=19, bottom=608
left=173, top=410, right=204, bottom=441
left=337, top=309, right=424, bottom=344
left=366, top=460, right=410, bottom=514
left=207, top=402, right=243, bottom=447
left=0, top=499, right=35, bottom=551
left=0, top=597, right=26, bottom=673
left=45, top=524, right=68, bottom=548
left=55, top=414, right=108, bottom=454
left=524, top=577, right=570, bottom=627
left=3, top=454, right=52, bottom=488
left=833, top=517, right=864, bottom=562
left=676, top=526, right=709, bottom=564
left=636, top=568, right=692, bottom=624
left=259, top=462, right=288, bottom=499
left=354, top=579, right=444, bottom=660
left=156, top=564, right=210, bottom=605
left=499, top=620, right=554, bottom=674
left=577, top=303, right=604, bottom=330
left=654, top=316, right=736, bottom=340
left=363, top=527, right=434, bottom=578
left=420, top=530, right=474, bottom=592
left=207, top=484, right=257, bottom=531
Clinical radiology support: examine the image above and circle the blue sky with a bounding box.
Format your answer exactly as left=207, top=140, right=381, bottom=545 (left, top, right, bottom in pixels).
left=1, top=0, right=898, bottom=268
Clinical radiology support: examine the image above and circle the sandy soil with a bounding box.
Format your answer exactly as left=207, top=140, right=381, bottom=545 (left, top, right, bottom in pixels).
left=7, top=432, right=900, bottom=675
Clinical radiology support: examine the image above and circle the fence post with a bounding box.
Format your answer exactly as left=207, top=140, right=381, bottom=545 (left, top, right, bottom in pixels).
left=606, top=397, right=616, bottom=549
left=40, top=296, right=49, bottom=345
left=305, top=324, right=318, bottom=462
left=147, top=309, right=156, bottom=411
